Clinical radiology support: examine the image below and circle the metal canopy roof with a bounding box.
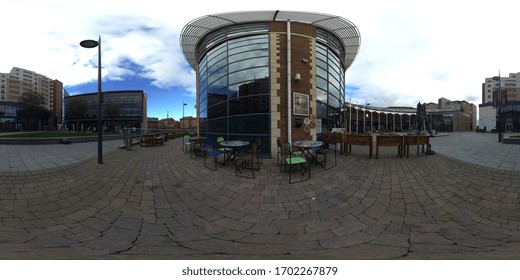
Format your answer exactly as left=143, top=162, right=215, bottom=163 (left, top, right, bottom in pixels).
left=180, top=10, right=361, bottom=71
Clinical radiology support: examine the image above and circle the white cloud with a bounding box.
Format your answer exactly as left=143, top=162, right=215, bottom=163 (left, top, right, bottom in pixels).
left=2, top=0, right=520, bottom=110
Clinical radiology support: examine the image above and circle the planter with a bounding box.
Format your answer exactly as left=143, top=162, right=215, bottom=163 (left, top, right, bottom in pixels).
left=376, top=135, right=403, bottom=159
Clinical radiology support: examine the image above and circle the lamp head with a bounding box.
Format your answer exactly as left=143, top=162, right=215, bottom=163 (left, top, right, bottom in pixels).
left=80, top=39, right=99, bottom=48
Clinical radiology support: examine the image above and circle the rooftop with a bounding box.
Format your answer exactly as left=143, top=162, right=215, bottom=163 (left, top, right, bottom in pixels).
left=180, top=10, right=361, bottom=70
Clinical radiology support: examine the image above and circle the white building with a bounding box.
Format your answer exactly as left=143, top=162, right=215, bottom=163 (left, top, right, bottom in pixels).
left=479, top=72, right=520, bottom=132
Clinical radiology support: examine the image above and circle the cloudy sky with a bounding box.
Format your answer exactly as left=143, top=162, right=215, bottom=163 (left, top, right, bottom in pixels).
left=1, top=0, right=519, bottom=120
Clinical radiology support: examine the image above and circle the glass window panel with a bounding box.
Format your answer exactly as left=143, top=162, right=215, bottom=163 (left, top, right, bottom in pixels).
left=229, top=77, right=269, bottom=98
left=229, top=67, right=268, bottom=85
left=207, top=66, right=227, bottom=85
left=229, top=56, right=268, bottom=73
left=317, top=76, right=327, bottom=90
left=207, top=101, right=228, bottom=119
left=207, top=118, right=227, bottom=134
left=229, top=115, right=269, bottom=134
left=316, top=101, right=328, bottom=119
left=227, top=35, right=268, bottom=48
left=316, top=58, right=327, bottom=72
left=329, top=84, right=341, bottom=100
left=200, top=87, right=207, bottom=102
left=199, top=109, right=207, bottom=119
left=229, top=50, right=267, bottom=64
left=317, top=88, right=327, bottom=103
left=207, top=49, right=227, bottom=67
left=317, top=66, right=327, bottom=80
left=207, top=57, right=227, bottom=77
left=199, top=77, right=207, bottom=94
left=228, top=44, right=267, bottom=56
left=206, top=42, right=227, bottom=61
left=229, top=95, right=269, bottom=116
left=329, top=77, right=341, bottom=93
left=199, top=97, right=208, bottom=113
left=198, top=119, right=207, bottom=133
left=328, top=95, right=340, bottom=108
left=207, top=75, right=228, bottom=95
left=329, top=50, right=341, bottom=66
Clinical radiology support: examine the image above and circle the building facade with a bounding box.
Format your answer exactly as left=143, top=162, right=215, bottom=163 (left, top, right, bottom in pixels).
left=479, top=73, right=520, bottom=132
left=180, top=11, right=361, bottom=156
left=65, top=90, right=147, bottom=132
left=479, top=73, right=520, bottom=133
left=345, top=97, right=476, bottom=134
left=0, top=67, right=63, bottom=131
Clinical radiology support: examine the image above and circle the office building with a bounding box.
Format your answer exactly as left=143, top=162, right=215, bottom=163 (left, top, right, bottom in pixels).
left=479, top=73, right=520, bottom=132
left=180, top=10, right=361, bottom=156
left=0, top=66, right=63, bottom=130
left=64, top=90, right=147, bottom=132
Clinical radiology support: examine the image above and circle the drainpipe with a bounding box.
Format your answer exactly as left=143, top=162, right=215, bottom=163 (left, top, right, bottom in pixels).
left=287, top=19, right=292, bottom=144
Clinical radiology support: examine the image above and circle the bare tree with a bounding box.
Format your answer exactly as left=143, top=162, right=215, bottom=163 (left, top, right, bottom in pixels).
left=17, top=90, right=45, bottom=132
left=65, top=98, right=88, bottom=133
left=104, top=103, right=120, bottom=133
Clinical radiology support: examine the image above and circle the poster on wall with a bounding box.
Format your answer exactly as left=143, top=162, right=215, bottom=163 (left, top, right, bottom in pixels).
left=316, top=118, right=322, bottom=134
left=293, top=92, right=309, bottom=116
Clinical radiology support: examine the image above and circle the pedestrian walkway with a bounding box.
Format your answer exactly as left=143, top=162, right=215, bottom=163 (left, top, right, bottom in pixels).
left=429, top=132, right=520, bottom=171
left=0, top=133, right=519, bottom=259
left=0, top=140, right=122, bottom=172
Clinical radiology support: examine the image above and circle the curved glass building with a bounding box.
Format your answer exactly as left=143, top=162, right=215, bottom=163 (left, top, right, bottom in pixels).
left=180, top=10, right=360, bottom=156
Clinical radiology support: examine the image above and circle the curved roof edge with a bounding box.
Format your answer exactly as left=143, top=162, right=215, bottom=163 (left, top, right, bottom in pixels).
left=180, top=10, right=361, bottom=70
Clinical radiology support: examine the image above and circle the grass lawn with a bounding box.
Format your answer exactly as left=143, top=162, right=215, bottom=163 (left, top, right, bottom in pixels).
left=0, top=131, right=102, bottom=138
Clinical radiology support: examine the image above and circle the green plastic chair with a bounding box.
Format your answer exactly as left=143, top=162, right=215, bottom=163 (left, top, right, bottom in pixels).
left=281, top=142, right=310, bottom=183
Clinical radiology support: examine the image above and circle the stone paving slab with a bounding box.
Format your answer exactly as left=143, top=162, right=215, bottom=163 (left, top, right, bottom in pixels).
left=0, top=133, right=520, bottom=259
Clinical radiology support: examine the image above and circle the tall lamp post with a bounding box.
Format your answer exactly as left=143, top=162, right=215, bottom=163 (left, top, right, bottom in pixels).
left=492, top=74, right=501, bottom=142
left=80, top=36, right=103, bottom=164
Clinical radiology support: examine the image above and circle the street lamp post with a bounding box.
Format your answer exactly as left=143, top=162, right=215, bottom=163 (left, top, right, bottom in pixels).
left=492, top=75, right=502, bottom=142
left=182, top=102, right=187, bottom=129
left=80, top=36, right=103, bottom=164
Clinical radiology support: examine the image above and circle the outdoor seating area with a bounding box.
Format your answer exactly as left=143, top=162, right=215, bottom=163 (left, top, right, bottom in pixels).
left=183, top=135, right=261, bottom=179
left=139, top=133, right=168, bottom=147
left=177, top=132, right=433, bottom=183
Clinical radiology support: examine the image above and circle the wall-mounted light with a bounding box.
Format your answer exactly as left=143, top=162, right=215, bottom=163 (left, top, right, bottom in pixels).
left=295, top=73, right=301, bottom=81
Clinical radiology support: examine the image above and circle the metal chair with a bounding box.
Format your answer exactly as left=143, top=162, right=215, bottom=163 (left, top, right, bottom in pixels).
left=203, top=137, right=224, bottom=170
left=317, top=133, right=338, bottom=170
left=182, top=134, right=193, bottom=154
left=281, top=142, right=310, bottom=183
left=236, top=142, right=261, bottom=178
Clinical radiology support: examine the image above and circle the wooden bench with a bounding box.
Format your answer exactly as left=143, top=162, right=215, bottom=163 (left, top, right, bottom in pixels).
left=345, top=134, right=373, bottom=158
left=154, top=135, right=165, bottom=146
left=140, top=134, right=155, bottom=147
left=376, top=135, right=403, bottom=159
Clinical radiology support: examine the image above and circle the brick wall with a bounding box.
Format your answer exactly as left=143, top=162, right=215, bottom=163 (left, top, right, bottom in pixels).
left=269, top=21, right=317, bottom=155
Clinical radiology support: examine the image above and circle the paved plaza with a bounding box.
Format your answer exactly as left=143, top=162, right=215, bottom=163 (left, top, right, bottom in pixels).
left=1, top=132, right=520, bottom=259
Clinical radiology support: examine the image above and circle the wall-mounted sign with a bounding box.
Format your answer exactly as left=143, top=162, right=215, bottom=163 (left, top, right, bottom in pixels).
left=293, top=92, right=309, bottom=116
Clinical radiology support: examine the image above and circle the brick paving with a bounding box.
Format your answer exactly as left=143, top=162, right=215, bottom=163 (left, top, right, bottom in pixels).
left=1, top=133, right=520, bottom=259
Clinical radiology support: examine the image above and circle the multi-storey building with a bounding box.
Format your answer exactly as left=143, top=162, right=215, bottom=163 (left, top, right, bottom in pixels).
left=64, top=90, right=148, bottom=132
left=345, top=97, right=476, bottom=134
left=0, top=67, right=63, bottom=130
left=479, top=72, right=520, bottom=133
left=180, top=10, right=361, bottom=156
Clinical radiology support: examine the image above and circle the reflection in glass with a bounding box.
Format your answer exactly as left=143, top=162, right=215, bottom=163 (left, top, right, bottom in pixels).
left=198, top=33, right=270, bottom=155
left=316, top=37, right=346, bottom=132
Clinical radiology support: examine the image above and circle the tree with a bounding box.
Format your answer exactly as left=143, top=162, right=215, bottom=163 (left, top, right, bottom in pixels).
left=104, top=103, right=120, bottom=133
left=65, top=98, right=88, bottom=133
left=17, top=90, right=45, bottom=132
